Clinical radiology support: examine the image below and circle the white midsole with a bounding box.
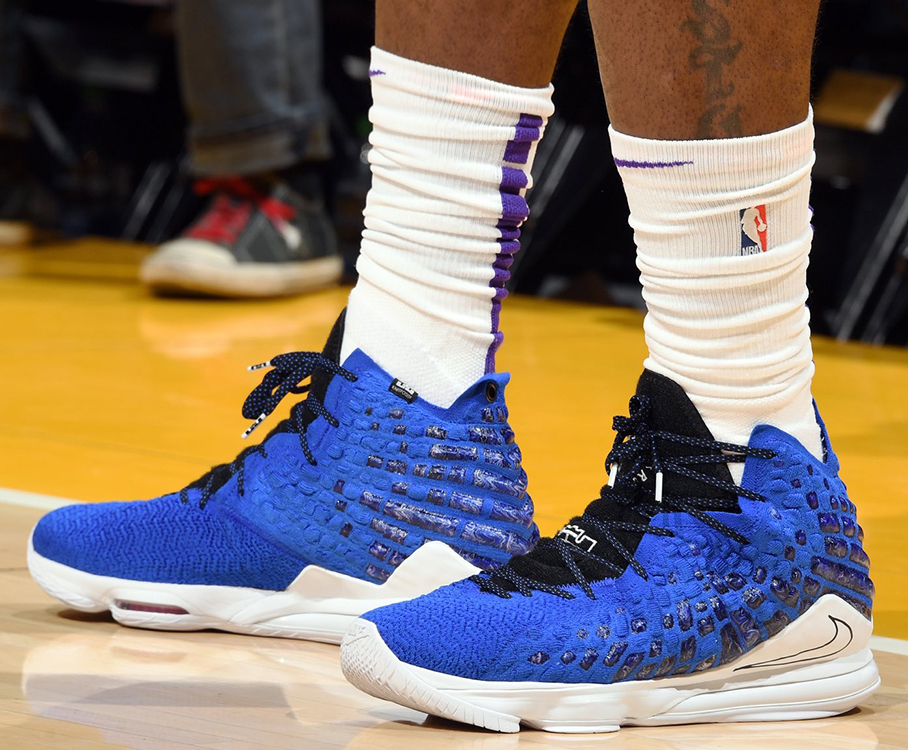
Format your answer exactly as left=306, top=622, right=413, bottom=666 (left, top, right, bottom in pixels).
left=27, top=535, right=480, bottom=643
left=340, top=595, right=879, bottom=732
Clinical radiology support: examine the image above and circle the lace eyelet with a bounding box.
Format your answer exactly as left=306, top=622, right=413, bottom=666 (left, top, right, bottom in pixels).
left=485, top=382, right=498, bottom=402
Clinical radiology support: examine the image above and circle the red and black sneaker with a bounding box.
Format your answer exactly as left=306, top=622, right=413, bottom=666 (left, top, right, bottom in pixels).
left=141, top=177, right=342, bottom=298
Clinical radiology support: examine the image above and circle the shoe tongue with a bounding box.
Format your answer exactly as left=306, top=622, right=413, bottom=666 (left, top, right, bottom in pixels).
left=627, top=370, right=734, bottom=501
left=506, top=370, right=735, bottom=586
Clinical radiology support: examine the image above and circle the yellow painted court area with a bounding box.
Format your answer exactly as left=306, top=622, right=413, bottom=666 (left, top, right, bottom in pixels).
left=1, top=243, right=907, bottom=748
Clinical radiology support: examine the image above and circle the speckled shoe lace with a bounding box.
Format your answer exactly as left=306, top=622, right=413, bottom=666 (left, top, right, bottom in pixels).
left=472, top=394, right=776, bottom=599
left=180, top=351, right=357, bottom=508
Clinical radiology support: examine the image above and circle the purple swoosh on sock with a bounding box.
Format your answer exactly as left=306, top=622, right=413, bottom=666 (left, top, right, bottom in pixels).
left=614, top=158, right=694, bottom=169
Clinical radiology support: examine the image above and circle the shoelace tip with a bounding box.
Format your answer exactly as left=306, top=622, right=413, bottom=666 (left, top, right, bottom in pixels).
left=242, top=412, right=267, bottom=439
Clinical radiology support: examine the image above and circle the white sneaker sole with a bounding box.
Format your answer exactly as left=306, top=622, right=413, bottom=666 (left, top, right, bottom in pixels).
left=340, top=594, right=879, bottom=733
left=27, top=535, right=479, bottom=644
left=140, top=240, right=343, bottom=298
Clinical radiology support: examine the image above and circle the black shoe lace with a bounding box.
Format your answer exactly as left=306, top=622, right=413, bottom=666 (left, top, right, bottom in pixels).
left=471, top=394, right=776, bottom=600
left=179, top=351, right=357, bottom=509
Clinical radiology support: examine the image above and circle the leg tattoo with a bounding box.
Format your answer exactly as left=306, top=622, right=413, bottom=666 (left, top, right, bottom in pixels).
left=682, top=0, right=743, bottom=138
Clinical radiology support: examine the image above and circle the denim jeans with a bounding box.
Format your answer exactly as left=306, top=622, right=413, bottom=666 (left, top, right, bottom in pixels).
left=176, top=0, right=330, bottom=177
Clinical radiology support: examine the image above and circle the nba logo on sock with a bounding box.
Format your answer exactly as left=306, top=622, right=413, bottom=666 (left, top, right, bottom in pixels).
left=740, top=205, right=768, bottom=255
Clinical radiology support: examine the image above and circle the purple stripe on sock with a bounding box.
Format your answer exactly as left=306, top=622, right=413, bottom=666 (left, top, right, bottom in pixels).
left=486, top=113, right=541, bottom=373
left=494, top=252, right=517, bottom=271
left=503, top=140, right=532, bottom=165
left=492, top=267, right=510, bottom=286
left=502, top=115, right=543, bottom=165
left=516, top=114, right=544, bottom=128
left=613, top=158, right=694, bottom=169
left=501, top=193, right=529, bottom=226
left=501, top=166, right=529, bottom=191
left=369, top=69, right=386, bottom=77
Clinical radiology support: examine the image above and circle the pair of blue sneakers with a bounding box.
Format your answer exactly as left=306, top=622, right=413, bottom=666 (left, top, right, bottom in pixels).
left=29, top=312, right=878, bottom=733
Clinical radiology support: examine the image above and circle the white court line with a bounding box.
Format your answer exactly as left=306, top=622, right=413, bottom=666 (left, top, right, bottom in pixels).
left=0, top=486, right=79, bottom=511
left=871, top=634, right=908, bottom=656
left=4, top=484, right=908, bottom=656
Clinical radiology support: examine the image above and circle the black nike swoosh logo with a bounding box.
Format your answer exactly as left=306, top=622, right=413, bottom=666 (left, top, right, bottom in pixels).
left=733, top=616, right=854, bottom=672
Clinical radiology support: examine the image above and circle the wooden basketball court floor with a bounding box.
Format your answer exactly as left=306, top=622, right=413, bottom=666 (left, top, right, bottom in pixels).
left=1, top=242, right=908, bottom=748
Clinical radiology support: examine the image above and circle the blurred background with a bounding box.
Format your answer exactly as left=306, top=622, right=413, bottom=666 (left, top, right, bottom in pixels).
left=2, top=0, right=908, bottom=344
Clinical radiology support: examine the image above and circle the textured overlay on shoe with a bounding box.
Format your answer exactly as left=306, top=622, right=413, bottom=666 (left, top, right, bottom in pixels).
left=28, top=310, right=539, bottom=642
left=340, top=595, right=878, bottom=733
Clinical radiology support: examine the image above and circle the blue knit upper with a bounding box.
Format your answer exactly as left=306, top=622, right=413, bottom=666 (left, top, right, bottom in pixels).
left=32, top=348, right=538, bottom=590
left=362, top=417, right=873, bottom=683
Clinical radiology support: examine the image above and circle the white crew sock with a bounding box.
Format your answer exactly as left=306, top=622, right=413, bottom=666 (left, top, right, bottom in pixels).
left=341, top=47, right=554, bottom=407
left=610, top=111, right=822, bottom=478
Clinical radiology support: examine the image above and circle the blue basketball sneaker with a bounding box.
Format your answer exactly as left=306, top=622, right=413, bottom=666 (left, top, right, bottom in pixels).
left=341, top=370, right=879, bottom=732
left=27, top=312, right=538, bottom=643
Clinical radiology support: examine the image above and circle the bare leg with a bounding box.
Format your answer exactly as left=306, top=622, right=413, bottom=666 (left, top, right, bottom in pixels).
left=593, top=0, right=825, bottom=466
left=376, top=0, right=578, bottom=87
left=344, top=2, right=578, bottom=405
left=589, top=0, right=820, bottom=138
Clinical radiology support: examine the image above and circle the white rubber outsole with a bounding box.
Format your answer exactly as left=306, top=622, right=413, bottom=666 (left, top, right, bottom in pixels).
left=140, top=249, right=343, bottom=298
left=340, top=595, right=880, bottom=733
left=27, top=536, right=480, bottom=644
